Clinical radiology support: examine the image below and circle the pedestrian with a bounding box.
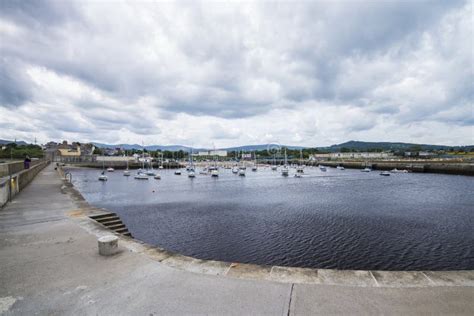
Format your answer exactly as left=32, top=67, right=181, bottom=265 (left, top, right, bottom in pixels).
left=24, top=155, right=31, bottom=169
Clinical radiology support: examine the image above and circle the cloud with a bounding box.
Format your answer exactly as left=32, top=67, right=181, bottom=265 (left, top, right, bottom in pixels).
left=0, top=0, right=472, bottom=146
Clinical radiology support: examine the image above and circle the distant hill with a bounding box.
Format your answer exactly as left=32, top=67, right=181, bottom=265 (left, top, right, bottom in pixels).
left=0, top=139, right=28, bottom=146
left=92, top=142, right=306, bottom=152
left=74, top=140, right=474, bottom=152
left=323, top=140, right=473, bottom=152
left=223, top=144, right=306, bottom=151
left=91, top=142, right=201, bottom=152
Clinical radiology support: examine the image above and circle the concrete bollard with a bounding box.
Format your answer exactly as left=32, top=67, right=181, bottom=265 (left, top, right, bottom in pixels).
left=98, top=235, right=119, bottom=256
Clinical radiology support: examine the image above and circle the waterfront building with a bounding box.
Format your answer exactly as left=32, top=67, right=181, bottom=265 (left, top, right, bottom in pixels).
left=312, top=152, right=394, bottom=160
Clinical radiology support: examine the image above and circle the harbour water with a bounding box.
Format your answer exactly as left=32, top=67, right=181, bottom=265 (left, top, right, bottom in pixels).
left=69, top=166, right=474, bottom=270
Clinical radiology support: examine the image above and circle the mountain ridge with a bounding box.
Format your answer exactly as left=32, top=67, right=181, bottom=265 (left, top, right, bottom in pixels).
left=1, top=139, right=472, bottom=152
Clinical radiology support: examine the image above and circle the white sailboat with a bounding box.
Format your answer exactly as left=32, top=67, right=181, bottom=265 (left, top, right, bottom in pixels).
left=98, top=156, right=108, bottom=181
left=296, top=150, right=304, bottom=174
left=135, top=146, right=149, bottom=180
left=210, top=146, right=219, bottom=177
left=123, top=154, right=131, bottom=176
left=146, top=159, right=156, bottom=176
left=251, top=151, right=257, bottom=171
left=188, top=149, right=195, bottom=178
left=281, top=148, right=289, bottom=176
left=271, top=153, right=278, bottom=170
left=232, top=165, right=239, bottom=174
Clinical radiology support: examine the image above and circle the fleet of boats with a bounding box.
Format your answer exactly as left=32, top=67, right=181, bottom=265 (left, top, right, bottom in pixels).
left=98, top=147, right=410, bottom=182
left=98, top=163, right=412, bottom=181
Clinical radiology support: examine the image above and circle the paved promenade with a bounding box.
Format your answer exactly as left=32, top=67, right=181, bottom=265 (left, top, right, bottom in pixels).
left=1, top=165, right=473, bottom=315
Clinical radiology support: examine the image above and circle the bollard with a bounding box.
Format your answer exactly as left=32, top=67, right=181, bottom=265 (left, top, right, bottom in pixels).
left=98, top=235, right=119, bottom=256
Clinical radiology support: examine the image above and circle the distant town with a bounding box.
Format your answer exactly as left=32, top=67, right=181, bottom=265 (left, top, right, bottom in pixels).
left=1, top=139, right=473, bottom=163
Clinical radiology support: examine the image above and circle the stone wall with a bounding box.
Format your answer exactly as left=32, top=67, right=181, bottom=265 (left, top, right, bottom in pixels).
left=0, top=161, right=49, bottom=207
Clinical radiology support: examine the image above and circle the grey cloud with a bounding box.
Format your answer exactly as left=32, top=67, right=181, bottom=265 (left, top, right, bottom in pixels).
left=0, top=58, right=32, bottom=107
left=0, top=0, right=471, bottom=144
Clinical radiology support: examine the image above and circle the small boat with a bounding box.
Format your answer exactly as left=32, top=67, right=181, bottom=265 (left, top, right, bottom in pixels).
left=123, top=159, right=131, bottom=176
left=174, top=169, right=182, bottom=175
left=361, top=167, right=371, bottom=172
left=391, top=168, right=409, bottom=173
left=134, top=173, right=149, bottom=180
left=271, top=165, right=277, bottom=171
left=99, top=152, right=108, bottom=181
left=187, top=149, right=196, bottom=178
left=107, top=167, right=114, bottom=172
left=200, top=168, right=208, bottom=175
left=211, top=169, right=219, bottom=177
left=380, top=171, right=391, bottom=176
left=294, top=173, right=302, bottom=178
left=98, top=171, right=108, bottom=181
left=232, top=166, right=239, bottom=174
left=319, top=165, right=327, bottom=172
left=336, top=165, right=345, bottom=170
left=281, top=148, right=289, bottom=176
left=296, top=150, right=304, bottom=173
left=154, top=174, right=161, bottom=179
left=238, top=168, right=246, bottom=176
left=136, top=143, right=148, bottom=179
left=251, top=151, right=258, bottom=171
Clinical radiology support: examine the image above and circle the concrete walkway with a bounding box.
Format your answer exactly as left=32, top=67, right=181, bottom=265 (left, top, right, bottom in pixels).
left=1, top=165, right=473, bottom=315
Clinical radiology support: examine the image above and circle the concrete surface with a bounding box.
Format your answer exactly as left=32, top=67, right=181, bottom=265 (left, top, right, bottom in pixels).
left=0, top=165, right=473, bottom=315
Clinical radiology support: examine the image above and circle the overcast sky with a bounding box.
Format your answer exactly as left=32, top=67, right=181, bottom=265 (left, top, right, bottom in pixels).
left=0, top=0, right=472, bottom=147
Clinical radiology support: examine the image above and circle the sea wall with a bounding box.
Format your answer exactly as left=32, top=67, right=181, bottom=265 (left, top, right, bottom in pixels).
left=62, top=161, right=183, bottom=169
left=316, top=161, right=474, bottom=176
left=0, top=161, right=49, bottom=207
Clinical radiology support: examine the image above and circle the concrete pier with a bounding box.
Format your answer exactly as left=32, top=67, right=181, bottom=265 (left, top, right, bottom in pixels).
left=1, top=165, right=473, bottom=314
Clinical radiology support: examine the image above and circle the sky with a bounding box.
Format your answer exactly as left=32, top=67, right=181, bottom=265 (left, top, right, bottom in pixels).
left=0, top=0, right=472, bottom=147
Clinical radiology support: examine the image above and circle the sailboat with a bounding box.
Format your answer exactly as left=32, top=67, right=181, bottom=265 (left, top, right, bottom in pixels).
left=98, top=158, right=108, bottom=181
left=361, top=162, right=371, bottom=172
left=281, top=148, right=289, bottom=176
left=134, top=146, right=149, bottom=180
left=296, top=150, right=304, bottom=174
left=251, top=151, right=257, bottom=171
left=271, top=153, right=278, bottom=171
left=210, top=146, right=219, bottom=177
left=123, top=154, right=131, bottom=176
left=158, top=152, right=164, bottom=169
left=232, top=164, right=239, bottom=174
left=188, top=149, right=196, bottom=178
left=146, top=159, right=156, bottom=176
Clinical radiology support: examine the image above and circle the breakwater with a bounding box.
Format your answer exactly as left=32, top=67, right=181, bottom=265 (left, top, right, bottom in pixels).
left=315, top=160, right=474, bottom=176
left=61, top=161, right=184, bottom=169
left=260, top=159, right=474, bottom=176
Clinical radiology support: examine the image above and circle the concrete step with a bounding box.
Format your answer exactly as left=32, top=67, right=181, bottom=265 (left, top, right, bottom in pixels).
left=95, top=215, right=120, bottom=223
left=123, top=232, right=133, bottom=237
left=90, top=213, right=117, bottom=220
left=108, top=223, right=126, bottom=230
left=100, top=219, right=123, bottom=226
left=115, top=227, right=129, bottom=234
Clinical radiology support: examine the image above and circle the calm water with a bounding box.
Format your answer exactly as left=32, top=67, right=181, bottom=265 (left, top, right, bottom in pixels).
left=69, top=166, right=474, bottom=270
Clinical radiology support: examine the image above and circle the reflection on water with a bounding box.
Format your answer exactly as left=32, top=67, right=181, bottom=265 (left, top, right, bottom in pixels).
left=69, top=166, right=474, bottom=270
